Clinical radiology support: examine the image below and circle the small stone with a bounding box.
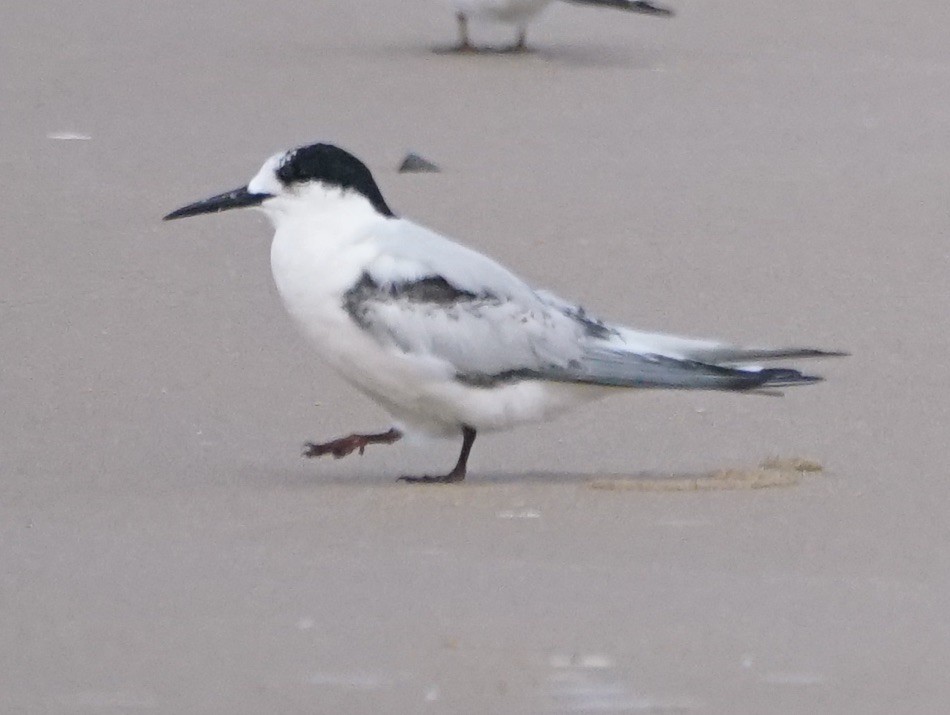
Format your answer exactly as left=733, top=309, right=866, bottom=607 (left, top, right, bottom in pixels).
left=398, top=152, right=440, bottom=173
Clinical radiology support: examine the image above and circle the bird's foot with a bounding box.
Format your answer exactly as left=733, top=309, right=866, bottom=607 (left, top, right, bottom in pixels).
left=303, top=428, right=402, bottom=459
left=397, top=471, right=465, bottom=485
left=398, top=425, right=475, bottom=484
left=503, top=28, right=529, bottom=53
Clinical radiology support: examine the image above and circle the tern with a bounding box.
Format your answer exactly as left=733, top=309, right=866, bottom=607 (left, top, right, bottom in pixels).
left=164, top=142, right=844, bottom=483
left=446, top=0, right=674, bottom=53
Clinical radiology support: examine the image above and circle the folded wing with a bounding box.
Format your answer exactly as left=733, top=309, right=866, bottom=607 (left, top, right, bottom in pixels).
left=353, top=225, right=843, bottom=392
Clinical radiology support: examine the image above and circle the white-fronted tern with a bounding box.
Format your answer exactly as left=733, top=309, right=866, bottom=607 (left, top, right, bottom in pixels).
left=445, top=0, right=674, bottom=52
left=164, top=142, right=844, bottom=483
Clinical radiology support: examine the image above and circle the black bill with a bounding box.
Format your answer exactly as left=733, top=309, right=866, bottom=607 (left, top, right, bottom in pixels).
left=163, top=186, right=272, bottom=221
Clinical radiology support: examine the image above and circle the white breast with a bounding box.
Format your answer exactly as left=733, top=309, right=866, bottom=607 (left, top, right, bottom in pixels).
left=266, top=192, right=613, bottom=437
left=267, top=205, right=455, bottom=432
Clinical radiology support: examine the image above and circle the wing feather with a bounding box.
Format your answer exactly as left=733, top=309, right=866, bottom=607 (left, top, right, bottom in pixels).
left=349, top=222, right=840, bottom=391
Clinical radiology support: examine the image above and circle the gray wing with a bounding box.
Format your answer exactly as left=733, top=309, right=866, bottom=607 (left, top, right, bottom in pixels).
left=344, top=272, right=823, bottom=392
left=347, top=222, right=592, bottom=381
left=343, top=269, right=591, bottom=382
left=351, top=222, right=836, bottom=391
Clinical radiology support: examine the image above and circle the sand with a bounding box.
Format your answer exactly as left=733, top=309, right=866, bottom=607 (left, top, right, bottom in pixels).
left=586, top=457, right=822, bottom=492
left=3, top=1, right=949, bottom=712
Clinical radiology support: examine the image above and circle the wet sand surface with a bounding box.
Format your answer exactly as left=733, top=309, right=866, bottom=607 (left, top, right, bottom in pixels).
left=3, top=1, right=949, bottom=712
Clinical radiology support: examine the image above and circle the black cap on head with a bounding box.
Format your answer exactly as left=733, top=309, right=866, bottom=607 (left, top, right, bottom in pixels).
left=276, top=143, right=395, bottom=217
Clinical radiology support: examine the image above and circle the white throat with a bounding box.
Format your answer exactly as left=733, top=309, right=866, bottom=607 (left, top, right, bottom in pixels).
left=266, top=181, right=388, bottom=284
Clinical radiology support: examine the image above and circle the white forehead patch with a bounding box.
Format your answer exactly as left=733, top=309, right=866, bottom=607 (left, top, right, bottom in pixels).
left=247, top=151, right=286, bottom=196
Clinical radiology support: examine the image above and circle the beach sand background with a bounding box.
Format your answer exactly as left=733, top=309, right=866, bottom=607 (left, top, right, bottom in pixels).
left=2, top=1, right=948, bottom=712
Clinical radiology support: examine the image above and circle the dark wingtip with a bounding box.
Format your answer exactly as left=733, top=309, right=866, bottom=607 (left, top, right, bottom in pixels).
left=797, top=348, right=850, bottom=359
left=757, top=368, right=824, bottom=388
left=630, top=1, right=674, bottom=16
